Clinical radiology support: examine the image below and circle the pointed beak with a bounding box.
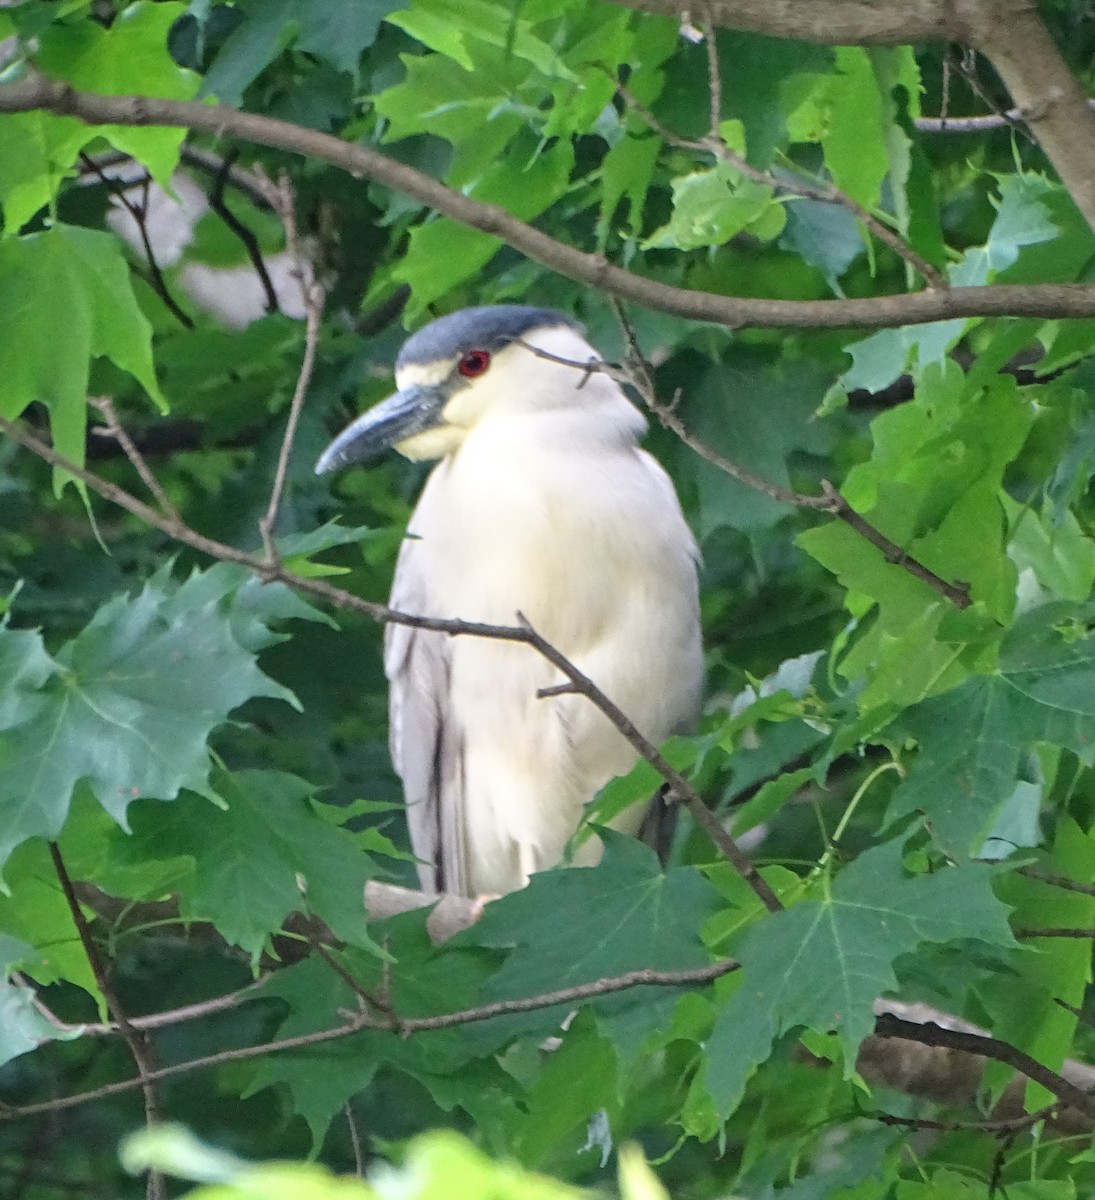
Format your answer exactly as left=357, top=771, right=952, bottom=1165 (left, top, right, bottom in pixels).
left=315, top=384, right=447, bottom=474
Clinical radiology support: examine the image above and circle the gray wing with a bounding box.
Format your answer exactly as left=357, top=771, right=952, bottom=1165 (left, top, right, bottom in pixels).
left=385, top=537, right=469, bottom=895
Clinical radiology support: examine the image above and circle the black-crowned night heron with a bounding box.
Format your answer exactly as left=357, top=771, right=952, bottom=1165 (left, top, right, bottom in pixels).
left=317, top=306, right=702, bottom=897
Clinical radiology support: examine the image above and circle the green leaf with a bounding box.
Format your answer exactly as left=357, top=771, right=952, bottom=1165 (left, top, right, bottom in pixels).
left=393, top=140, right=574, bottom=315
left=0, top=840, right=96, bottom=996
left=599, top=130, right=662, bottom=245
left=779, top=193, right=864, bottom=293
left=374, top=51, right=526, bottom=186
left=126, top=769, right=378, bottom=962
left=698, top=839, right=1013, bottom=1120
left=643, top=165, right=784, bottom=251
left=0, top=224, right=164, bottom=485
left=202, top=0, right=397, bottom=105
left=890, top=602, right=1095, bottom=855
left=36, top=2, right=197, bottom=187
left=799, top=362, right=1033, bottom=695
left=716, top=32, right=832, bottom=168
left=829, top=173, right=1064, bottom=403
left=387, top=0, right=577, bottom=82
left=0, top=4, right=197, bottom=231
left=818, top=48, right=890, bottom=211
left=0, top=972, right=82, bottom=1070
left=243, top=920, right=496, bottom=1148
left=979, top=819, right=1095, bottom=1109
left=513, top=1010, right=617, bottom=1166
left=0, top=565, right=306, bottom=874
left=1004, top=494, right=1095, bottom=603
left=466, top=835, right=723, bottom=1061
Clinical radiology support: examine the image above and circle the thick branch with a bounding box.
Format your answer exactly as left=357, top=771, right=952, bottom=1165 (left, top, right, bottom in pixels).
left=965, top=0, right=1095, bottom=235
left=4, top=76, right=1095, bottom=329
left=607, top=0, right=956, bottom=44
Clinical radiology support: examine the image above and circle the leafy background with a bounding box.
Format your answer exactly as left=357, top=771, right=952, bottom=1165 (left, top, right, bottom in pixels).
left=2, top=0, right=1095, bottom=1197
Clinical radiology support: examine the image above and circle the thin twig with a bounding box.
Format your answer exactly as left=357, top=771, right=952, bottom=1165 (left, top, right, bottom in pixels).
left=872, top=1103, right=1057, bottom=1134
left=948, top=46, right=1033, bottom=143
left=256, top=173, right=325, bottom=563
left=207, top=148, right=280, bottom=315
left=77, top=152, right=193, bottom=329
left=89, top=397, right=180, bottom=522
left=699, top=3, right=722, bottom=138
left=1014, top=927, right=1095, bottom=939
left=344, top=1103, right=365, bottom=1176
left=0, top=960, right=739, bottom=1122
left=1053, top=997, right=1095, bottom=1031
left=306, top=934, right=390, bottom=1021
left=1016, top=866, right=1095, bottom=896
left=0, top=415, right=778, bottom=911
left=13, top=973, right=272, bottom=1040
left=47, top=844, right=165, bottom=1200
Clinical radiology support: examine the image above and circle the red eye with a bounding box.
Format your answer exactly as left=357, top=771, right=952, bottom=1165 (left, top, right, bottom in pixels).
left=458, top=349, right=491, bottom=378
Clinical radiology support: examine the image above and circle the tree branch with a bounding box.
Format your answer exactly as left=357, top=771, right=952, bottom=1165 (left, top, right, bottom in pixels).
left=606, top=0, right=957, bottom=44
left=47, top=844, right=165, bottom=1200
left=964, top=0, right=1095, bottom=235
left=4, top=75, right=1095, bottom=329
left=88, top=396, right=181, bottom=523
left=873, top=1012, right=1095, bottom=1118
left=0, top=960, right=738, bottom=1122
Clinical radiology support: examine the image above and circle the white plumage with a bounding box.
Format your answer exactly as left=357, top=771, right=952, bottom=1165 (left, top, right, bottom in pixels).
left=318, top=308, right=702, bottom=897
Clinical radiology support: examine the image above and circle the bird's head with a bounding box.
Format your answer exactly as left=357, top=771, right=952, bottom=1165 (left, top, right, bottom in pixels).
left=315, top=305, right=602, bottom=472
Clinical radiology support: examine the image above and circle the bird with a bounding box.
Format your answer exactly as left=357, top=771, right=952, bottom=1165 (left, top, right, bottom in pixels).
left=316, top=305, right=703, bottom=897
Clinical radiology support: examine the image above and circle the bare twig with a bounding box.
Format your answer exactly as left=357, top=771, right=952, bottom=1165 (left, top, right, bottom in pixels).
left=1014, top=927, right=1095, bottom=939
left=207, top=149, right=280, bottom=315
left=256, top=174, right=325, bottom=563
left=872, top=1103, right=1058, bottom=1134
left=699, top=3, right=722, bottom=138
left=182, top=146, right=276, bottom=209
left=0, top=959, right=739, bottom=1122
left=344, top=1103, right=365, bottom=1176
left=4, top=77, right=1095, bottom=328
left=967, top=0, right=1095, bottom=236
left=1016, top=866, right=1095, bottom=896
left=89, top=397, right=180, bottom=522
left=47, top=844, right=165, bottom=1200
left=815, top=480, right=972, bottom=608
left=914, top=105, right=1095, bottom=133
left=77, top=152, right=193, bottom=330
left=15, top=975, right=273, bottom=1040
